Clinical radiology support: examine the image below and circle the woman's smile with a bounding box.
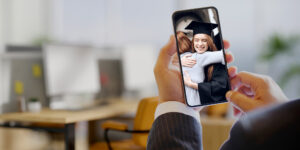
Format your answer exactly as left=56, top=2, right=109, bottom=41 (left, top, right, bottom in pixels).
left=193, top=34, right=209, bottom=54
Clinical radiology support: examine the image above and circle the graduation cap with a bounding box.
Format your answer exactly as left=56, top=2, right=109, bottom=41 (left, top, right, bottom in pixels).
left=185, top=21, right=218, bottom=36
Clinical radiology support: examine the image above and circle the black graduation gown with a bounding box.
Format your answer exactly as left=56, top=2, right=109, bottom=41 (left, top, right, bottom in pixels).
left=197, top=63, right=230, bottom=105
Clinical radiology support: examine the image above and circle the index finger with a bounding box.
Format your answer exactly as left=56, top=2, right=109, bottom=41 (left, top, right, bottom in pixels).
left=223, top=40, right=230, bottom=50
left=184, top=54, right=192, bottom=57
left=231, top=71, right=263, bottom=90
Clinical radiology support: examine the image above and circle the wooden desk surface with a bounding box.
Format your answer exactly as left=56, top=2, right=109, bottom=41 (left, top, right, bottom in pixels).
left=0, top=99, right=139, bottom=124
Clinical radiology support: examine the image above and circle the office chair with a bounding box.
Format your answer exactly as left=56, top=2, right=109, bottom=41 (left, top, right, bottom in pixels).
left=90, top=97, right=159, bottom=150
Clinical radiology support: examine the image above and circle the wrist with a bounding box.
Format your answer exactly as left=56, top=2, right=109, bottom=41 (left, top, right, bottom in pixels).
left=159, top=99, right=185, bottom=104
left=158, top=96, right=185, bottom=104
left=155, top=101, right=200, bottom=123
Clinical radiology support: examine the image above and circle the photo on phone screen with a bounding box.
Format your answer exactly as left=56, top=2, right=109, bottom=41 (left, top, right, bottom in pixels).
left=172, top=7, right=230, bottom=107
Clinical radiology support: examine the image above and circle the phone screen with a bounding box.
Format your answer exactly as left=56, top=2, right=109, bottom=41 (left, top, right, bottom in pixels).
left=172, top=7, right=230, bottom=107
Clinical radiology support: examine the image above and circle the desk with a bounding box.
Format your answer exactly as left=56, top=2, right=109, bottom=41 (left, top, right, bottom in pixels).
left=0, top=99, right=139, bottom=150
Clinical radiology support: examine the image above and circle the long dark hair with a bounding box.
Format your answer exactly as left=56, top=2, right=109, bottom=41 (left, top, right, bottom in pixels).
left=176, top=31, right=192, bottom=54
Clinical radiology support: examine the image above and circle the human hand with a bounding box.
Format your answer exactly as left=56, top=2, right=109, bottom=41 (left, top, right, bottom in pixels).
left=154, top=35, right=233, bottom=105
left=183, top=71, right=198, bottom=90
left=154, top=36, right=185, bottom=103
left=181, top=54, right=196, bottom=68
left=226, top=71, right=288, bottom=112
left=171, top=53, right=179, bottom=67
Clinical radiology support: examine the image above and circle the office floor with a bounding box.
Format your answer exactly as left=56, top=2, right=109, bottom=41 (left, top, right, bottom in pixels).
left=0, top=122, right=88, bottom=150
left=0, top=127, right=50, bottom=150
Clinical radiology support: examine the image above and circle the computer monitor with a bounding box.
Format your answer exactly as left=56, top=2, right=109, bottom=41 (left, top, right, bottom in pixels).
left=43, top=44, right=100, bottom=109
left=122, top=44, right=156, bottom=97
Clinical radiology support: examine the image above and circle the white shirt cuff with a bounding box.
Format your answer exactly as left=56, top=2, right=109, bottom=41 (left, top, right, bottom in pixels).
left=155, top=101, right=200, bottom=123
left=217, top=51, right=225, bottom=65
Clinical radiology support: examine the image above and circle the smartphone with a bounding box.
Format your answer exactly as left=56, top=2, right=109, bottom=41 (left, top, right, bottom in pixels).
left=172, top=7, right=230, bottom=107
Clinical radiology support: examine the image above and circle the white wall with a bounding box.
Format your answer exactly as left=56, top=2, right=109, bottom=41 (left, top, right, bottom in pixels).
left=4, top=0, right=49, bottom=45
left=0, top=0, right=49, bottom=112
left=0, top=0, right=4, bottom=113
left=0, top=0, right=8, bottom=113
left=49, top=0, right=177, bottom=47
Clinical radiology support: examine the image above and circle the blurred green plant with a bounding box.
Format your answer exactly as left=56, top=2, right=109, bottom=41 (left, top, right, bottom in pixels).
left=32, top=36, right=52, bottom=46
left=28, top=97, right=39, bottom=102
left=260, top=33, right=300, bottom=87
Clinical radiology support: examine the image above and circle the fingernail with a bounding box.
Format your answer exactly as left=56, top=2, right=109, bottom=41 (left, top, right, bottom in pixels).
left=226, top=91, right=233, bottom=100
left=231, top=86, right=235, bottom=90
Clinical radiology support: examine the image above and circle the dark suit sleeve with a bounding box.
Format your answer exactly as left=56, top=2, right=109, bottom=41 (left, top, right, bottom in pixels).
left=221, top=99, right=300, bottom=150
left=219, top=121, right=252, bottom=150
left=147, top=112, right=203, bottom=150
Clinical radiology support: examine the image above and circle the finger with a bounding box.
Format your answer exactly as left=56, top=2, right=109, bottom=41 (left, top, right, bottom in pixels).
left=185, top=54, right=192, bottom=57
left=226, top=91, right=257, bottom=112
left=186, top=60, right=194, bottom=64
left=187, top=58, right=196, bottom=63
left=235, top=71, right=262, bottom=90
left=225, top=51, right=234, bottom=64
left=223, top=40, right=230, bottom=50
left=186, top=54, right=192, bottom=57
left=186, top=62, right=193, bottom=65
left=186, top=62, right=196, bottom=66
left=181, top=63, right=192, bottom=68
left=228, top=66, right=237, bottom=78
left=238, top=85, right=253, bottom=96
left=190, top=59, right=197, bottom=63
left=230, top=75, right=241, bottom=90
left=187, top=64, right=195, bottom=67
left=228, top=66, right=239, bottom=89
left=155, top=36, right=176, bottom=70
left=187, top=61, right=196, bottom=65
left=189, top=58, right=196, bottom=61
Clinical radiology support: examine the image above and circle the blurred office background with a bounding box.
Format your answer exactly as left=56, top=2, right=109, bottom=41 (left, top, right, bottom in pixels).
left=0, top=0, right=300, bottom=149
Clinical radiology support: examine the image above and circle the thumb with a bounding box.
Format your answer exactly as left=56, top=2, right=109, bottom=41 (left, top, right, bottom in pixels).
left=226, top=91, right=256, bottom=112
left=156, top=36, right=176, bottom=69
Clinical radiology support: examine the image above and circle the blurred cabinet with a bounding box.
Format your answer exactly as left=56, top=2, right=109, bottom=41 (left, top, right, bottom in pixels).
left=201, top=117, right=235, bottom=150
